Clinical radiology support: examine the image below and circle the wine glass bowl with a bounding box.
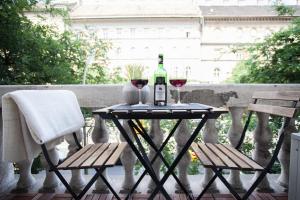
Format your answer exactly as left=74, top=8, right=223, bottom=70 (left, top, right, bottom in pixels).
left=131, top=79, right=149, bottom=89
left=169, top=79, right=187, bottom=88
left=130, top=71, right=149, bottom=107
left=169, top=67, right=188, bottom=106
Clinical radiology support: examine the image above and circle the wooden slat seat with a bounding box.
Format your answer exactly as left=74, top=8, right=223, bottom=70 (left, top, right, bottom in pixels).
left=191, top=142, right=264, bottom=171
left=57, top=142, right=127, bottom=170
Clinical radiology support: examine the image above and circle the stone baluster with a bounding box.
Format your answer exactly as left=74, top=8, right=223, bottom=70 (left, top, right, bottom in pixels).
left=147, top=120, right=163, bottom=192
left=65, top=130, right=86, bottom=192
left=13, top=159, right=36, bottom=192
left=227, top=106, right=245, bottom=192
left=39, top=148, right=60, bottom=192
left=0, top=110, right=15, bottom=193
left=174, top=119, right=191, bottom=193
left=252, top=113, right=273, bottom=191
left=201, top=119, right=218, bottom=192
left=92, top=115, right=109, bottom=193
left=277, top=119, right=297, bottom=191
left=120, top=120, right=136, bottom=193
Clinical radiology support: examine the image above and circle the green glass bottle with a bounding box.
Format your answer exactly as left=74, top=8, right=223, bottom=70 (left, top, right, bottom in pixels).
left=154, top=54, right=167, bottom=106
left=154, top=54, right=167, bottom=82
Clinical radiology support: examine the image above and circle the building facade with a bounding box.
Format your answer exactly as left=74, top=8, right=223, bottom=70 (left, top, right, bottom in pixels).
left=53, top=0, right=300, bottom=82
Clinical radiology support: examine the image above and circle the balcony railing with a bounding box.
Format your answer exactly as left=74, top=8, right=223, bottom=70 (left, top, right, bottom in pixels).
left=0, top=84, right=299, bottom=194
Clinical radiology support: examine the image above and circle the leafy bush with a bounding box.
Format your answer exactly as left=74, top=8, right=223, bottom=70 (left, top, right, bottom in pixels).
left=0, top=0, right=111, bottom=85
left=229, top=18, right=300, bottom=84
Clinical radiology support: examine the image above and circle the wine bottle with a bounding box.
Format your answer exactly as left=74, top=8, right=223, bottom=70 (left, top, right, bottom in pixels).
left=154, top=54, right=167, bottom=106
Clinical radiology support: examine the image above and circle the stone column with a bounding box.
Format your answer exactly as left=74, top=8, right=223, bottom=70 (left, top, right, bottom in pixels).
left=92, top=115, right=109, bottom=193
left=277, top=119, right=297, bottom=191
left=174, top=119, right=191, bottom=193
left=13, top=159, right=36, bottom=192
left=252, top=113, right=273, bottom=192
left=65, top=130, right=86, bottom=192
left=201, top=119, right=218, bottom=192
left=39, top=148, right=60, bottom=192
left=120, top=120, right=136, bottom=193
left=0, top=110, right=15, bottom=193
left=147, top=120, right=163, bottom=192
left=227, top=106, right=245, bottom=192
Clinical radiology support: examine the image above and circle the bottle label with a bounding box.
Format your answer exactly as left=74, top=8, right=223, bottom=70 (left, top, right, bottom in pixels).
left=155, top=84, right=165, bottom=101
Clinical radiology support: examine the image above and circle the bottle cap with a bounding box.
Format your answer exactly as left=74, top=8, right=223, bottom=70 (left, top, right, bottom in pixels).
left=158, top=54, right=163, bottom=64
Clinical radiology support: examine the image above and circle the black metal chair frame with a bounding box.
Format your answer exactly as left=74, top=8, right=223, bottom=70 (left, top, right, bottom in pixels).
left=41, top=132, right=121, bottom=200
left=196, top=98, right=299, bottom=200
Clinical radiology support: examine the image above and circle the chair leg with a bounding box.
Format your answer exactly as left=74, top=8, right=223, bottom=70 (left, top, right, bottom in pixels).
left=196, top=169, right=221, bottom=200
left=76, top=168, right=105, bottom=200
left=41, top=144, right=117, bottom=200
left=211, top=168, right=242, bottom=200
left=52, top=167, right=104, bottom=200
left=52, top=169, right=79, bottom=199
left=94, top=168, right=121, bottom=200
left=241, top=170, right=268, bottom=200
left=54, top=167, right=121, bottom=200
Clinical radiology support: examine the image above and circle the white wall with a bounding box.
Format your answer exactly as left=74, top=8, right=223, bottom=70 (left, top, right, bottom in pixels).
left=71, top=17, right=202, bottom=80
left=199, top=19, right=290, bottom=82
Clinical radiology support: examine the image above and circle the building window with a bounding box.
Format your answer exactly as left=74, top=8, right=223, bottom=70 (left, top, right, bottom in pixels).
left=144, top=28, right=150, bottom=33
left=116, top=28, right=122, bottom=36
left=213, top=67, right=220, bottom=78
left=186, top=32, right=190, bottom=38
left=130, top=28, right=136, bottom=37
left=116, top=47, right=121, bottom=55
left=158, top=27, right=164, bottom=37
left=186, top=66, right=191, bottom=79
left=236, top=52, right=243, bottom=60
left=103, top=28, right=108, bottom=39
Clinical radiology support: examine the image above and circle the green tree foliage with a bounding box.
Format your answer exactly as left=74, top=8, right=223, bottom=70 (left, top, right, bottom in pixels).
left=273, top=0, right=296, bottom=16
left=0, top=0, right=110, bottom=84
left=229, top=18, right=300, bottom=83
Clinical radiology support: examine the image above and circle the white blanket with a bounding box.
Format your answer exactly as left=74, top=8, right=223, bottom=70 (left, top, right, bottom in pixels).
left=2, top=90, right=85, bottom=162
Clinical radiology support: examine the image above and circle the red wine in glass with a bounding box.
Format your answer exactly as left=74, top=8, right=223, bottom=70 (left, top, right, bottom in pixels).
left=131, top=79, right=148, bottom=89
left=169, top=79, right=187, bottom=87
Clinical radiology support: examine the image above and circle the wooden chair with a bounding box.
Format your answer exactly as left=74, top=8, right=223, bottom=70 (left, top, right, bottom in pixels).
left=42, top=133, right=126, bottom=200
left=191, top=91, right=300, bottom=200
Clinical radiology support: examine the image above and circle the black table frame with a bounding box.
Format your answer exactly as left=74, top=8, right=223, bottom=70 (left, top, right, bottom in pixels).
left=94, top=105, right=226, bottom=200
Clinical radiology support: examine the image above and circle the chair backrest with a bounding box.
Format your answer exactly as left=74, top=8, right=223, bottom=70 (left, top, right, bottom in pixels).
left=236, top=91, right=300, bottom=150
left=248, top=91, right=300, bottom=118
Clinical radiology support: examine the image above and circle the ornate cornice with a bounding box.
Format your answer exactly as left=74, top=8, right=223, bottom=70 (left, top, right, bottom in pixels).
left=204, top=16, right=296, bottom=22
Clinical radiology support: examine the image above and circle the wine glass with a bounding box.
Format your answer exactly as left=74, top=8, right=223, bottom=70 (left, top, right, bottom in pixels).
left=131, top=70, right=149, bottom=107
left=169, top=66, right=188, bottom=106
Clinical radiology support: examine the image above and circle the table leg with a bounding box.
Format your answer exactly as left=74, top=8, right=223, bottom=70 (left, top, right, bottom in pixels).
left=127, top=120, right=172, bottom=200
left=130, top=119, right=193, bottom=199
left=110, top=116, right=171, bottom=200
left=148, top=115, right=209, bottom=199
left=124, top=119, right=183, bottom=198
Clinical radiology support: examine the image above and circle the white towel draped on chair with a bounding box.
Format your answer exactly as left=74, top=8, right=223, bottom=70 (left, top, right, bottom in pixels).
left=2, top=90, right=85, bottom=162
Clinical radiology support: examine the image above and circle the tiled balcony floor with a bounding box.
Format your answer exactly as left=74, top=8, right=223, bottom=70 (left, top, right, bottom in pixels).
left=0, top=192, right=288, bottom=200
left=0, top=167, right=289, bottom=200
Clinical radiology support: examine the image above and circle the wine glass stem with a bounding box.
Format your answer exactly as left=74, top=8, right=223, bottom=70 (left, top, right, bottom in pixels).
left=177, top=87, right=181, bottom=104
left=138, top=88, right=142, bottom=104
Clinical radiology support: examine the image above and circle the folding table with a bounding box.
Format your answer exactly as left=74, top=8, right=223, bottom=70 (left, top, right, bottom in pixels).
left=93, top=103, right=227, bottom=200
